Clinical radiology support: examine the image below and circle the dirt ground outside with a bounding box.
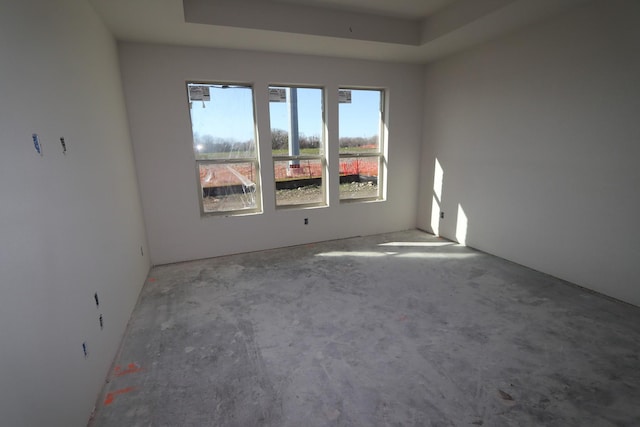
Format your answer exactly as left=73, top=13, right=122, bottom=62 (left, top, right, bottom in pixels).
left=199, top=158, right=378, bottom=188
left=202, top=182, right=379, bottom=212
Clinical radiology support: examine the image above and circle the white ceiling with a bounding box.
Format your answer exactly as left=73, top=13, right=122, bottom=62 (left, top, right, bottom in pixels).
left=89, top=0, right=589, bottom=64
left=273, top=0, right=457, bottom=19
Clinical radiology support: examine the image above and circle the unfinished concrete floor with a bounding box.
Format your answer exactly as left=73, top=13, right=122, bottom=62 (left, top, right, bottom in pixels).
left=90, top=230, right=640, bottom=426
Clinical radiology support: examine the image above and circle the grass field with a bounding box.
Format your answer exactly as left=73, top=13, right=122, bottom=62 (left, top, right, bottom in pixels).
left=271, top=148, right=320, bottom=156
left=197, top=145, right=378, bottom=160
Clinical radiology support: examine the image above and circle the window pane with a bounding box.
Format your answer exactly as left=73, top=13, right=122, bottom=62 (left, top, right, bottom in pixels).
left=199, top=162, right=258, bottom=213
left=188, top=84, right=256, bottom=160
left=274, top=159, right=324, bottom=206
left=339, top=157, right=379, bottom=200
left=269, top=87, right=323, bottom=156
left=338, top=89, right=382, bottom=154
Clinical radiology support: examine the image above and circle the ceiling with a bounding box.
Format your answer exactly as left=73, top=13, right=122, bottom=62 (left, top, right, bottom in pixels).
left=89, top=0, right=588, bottom=64
left=272, top=0, right=457, bottom=19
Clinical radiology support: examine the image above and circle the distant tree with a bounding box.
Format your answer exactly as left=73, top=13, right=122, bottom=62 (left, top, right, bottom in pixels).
left=271, top=128, right=288, bottom=150
left=193, top=133, right=256, bottom=154
left=194, top=133, right=216, bottom=153
left=300, top=134, right=320, bottom=149
left=339, top=135, right=377, bottom=148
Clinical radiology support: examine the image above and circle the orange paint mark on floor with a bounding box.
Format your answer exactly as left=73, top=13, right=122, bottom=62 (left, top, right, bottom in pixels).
left=104, top=386, right=136, bottom=406
left=114, top=362, right=143, bottom=377
left=147, top=277, right=156, bottom=282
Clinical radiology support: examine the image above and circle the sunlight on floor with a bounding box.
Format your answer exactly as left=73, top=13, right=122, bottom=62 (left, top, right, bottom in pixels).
left=316, top=251, right=387, bottom=257
left=395, top=252, right=478, bottom=259
left=379, top=241, right=454, bottom=247
left=316, top=249, right=478, bottom=259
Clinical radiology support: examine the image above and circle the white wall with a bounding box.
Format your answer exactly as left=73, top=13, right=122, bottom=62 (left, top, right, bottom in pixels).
left=0, top=1, right=149, bottom=425
left=119, top=44, right=424, bottom=265
left=418, top=0, right=640, bottom=305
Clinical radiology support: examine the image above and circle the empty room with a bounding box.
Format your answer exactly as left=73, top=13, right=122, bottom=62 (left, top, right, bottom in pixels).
left=1, top=0, right=639, bottom=426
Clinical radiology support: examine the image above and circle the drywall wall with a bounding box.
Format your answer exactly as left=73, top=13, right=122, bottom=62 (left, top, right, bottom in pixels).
left=0, top=0, right=149, bottom=425
left=418, top=0, right=640, bottom=305
left=119, top=44, right=424, bottom=265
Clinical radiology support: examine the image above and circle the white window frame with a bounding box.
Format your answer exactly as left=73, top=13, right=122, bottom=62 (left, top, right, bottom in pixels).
left=270, top=85, right=327, bottom=209
left=338, top=87, right=386, bottom=202
left=186, top=82, right=262, bottom=216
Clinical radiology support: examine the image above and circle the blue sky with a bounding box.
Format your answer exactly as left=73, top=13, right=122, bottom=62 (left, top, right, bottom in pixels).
left=269, top=87, right=324, bottom=140
left=189, top=85, right=381, bottom=142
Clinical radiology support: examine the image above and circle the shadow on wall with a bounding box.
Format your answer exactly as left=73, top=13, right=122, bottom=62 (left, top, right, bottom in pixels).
left=430, top=158, right=468, bottom=246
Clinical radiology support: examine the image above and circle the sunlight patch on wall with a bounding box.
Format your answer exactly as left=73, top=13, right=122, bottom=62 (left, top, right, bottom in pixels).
left=431, top=158, right=444, bottom=235
left=433, top=158, right=444, bottom=201
left=431, top=196, right=441, bottom=235
left=456, top=204, right=468, bottom=246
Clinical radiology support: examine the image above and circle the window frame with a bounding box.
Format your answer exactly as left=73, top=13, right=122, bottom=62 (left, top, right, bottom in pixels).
left=186, top=81, right=262, bottom=216
left=338, top=87, right=386, bottom=203
left=269, top=84, right=327, bottom=209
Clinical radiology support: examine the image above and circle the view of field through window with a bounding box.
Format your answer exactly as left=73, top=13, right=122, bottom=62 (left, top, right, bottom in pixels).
left=188, top=84, right=260, bottom=213
left=339, top=88, right=383, bottom=200
left=187, top=83, right=384, bottom=214
left=269, top=86, right=325, bottom=207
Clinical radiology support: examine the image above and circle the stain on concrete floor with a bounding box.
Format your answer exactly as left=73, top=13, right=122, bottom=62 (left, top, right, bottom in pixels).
left=90, top=230, right=640, bottom=426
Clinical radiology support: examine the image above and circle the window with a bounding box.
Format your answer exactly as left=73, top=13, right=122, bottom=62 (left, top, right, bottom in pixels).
left=269, top=86, right=325, bottom=207
left=187, top=83, right=261, bottom=214
left=338, top=88, right=385, bottom=201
